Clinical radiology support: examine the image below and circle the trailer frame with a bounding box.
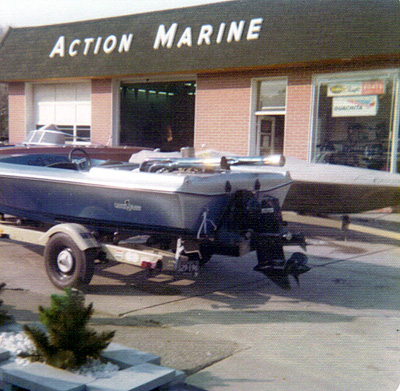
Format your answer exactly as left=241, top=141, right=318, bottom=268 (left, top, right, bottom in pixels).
left=0, top=218, right=195, bottom=289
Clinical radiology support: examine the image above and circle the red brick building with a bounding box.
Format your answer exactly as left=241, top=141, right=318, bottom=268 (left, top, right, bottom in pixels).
left=0, top=0, right=399, bottom=172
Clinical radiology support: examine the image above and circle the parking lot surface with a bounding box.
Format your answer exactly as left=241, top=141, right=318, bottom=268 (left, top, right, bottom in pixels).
left=1, top=214, right=400, bottom=391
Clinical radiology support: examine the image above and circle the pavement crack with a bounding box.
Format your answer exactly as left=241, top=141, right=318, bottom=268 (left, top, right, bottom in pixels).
left=118, top=278, right=266, bottom=317
left=311, top=247, right=397, bottom=268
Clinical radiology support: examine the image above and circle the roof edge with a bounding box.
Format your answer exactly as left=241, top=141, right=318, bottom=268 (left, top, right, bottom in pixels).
left=5, top=1, right=236, bottom=30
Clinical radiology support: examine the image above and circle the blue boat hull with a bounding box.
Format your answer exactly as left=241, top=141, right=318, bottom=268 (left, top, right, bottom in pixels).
left=0, top=175, right=234, bottom=235
left=0, top=153, right=292, bottom=237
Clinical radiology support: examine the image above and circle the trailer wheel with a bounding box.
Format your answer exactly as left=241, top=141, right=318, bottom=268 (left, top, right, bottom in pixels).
left=44, top=233, right=95, bottom=289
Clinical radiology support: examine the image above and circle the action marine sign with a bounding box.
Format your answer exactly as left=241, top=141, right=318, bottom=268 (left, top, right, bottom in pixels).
left=49, top=34, right=134, bottom=58
left=0, top=0, right=399, bottom=81
left=48, top=19, right=264, bottom=58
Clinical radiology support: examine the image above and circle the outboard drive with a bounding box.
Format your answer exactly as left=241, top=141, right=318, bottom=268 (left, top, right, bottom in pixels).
left=252, top=195, right=310, bottom=289
left=215, top=190, right=310, bottom=289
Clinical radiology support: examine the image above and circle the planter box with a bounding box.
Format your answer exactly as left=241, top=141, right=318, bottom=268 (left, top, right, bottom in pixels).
left=0, top=350, right=10, bottom=363
left=100, top=343, right=160, bottom=369
left=86, top=363, right=176, bottom=391
left=0, top=343, right=186, bottom=391
left=1, top=362, right=89, bottom=391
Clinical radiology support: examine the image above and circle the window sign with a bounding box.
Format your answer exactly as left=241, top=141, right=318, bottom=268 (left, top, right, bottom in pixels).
left=332, top=95, right=378, bottom=117
left=327, top=80, right=385, bottom=97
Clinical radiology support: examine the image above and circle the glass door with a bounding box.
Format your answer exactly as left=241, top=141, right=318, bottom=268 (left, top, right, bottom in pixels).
left=257, top=116, right=276, bottom=155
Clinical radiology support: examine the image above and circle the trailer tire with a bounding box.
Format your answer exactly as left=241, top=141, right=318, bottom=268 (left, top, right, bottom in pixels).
left=44, top=233, right=95, bottom=289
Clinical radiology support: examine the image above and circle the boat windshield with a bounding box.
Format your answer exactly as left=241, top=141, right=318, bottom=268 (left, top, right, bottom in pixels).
left=0, top=153, right=140, bottom=171
left=23, top=130, right=66, bottom=146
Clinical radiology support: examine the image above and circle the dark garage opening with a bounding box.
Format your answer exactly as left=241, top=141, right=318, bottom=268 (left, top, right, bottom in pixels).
left=120, top=81, right=196, bottom=151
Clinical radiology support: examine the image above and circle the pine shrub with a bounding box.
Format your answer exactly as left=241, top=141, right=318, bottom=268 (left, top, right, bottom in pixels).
left=0, top=282, right=12, bottom=326
left=20, top=288, right=115, bottom=369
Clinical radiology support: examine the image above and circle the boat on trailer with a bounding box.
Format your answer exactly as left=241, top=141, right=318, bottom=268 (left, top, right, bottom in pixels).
left=0, top=149, right=308, bottom=290
left=130, top=150, right=400, bottom=215
left=0, top=125, right=147, bottom=161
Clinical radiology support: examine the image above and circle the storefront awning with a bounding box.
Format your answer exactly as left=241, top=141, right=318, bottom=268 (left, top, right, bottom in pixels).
left=0, top=0, right=399, bottom=82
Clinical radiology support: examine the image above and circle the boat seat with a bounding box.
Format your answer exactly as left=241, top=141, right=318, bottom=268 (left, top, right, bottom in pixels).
left=47, top=161, right=79, bottom=170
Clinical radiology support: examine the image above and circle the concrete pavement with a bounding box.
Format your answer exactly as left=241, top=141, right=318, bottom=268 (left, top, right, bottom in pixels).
left=1, top=214, right=400, bottom=390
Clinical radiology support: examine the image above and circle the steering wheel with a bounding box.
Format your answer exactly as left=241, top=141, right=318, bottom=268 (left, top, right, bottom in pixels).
left=68, top=147, right=92, bottom=170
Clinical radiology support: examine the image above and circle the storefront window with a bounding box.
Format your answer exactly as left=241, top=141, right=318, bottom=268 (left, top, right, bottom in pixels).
left=312, top=71, right=398, bottom=172
left=397, top=134, right=400, bottom=173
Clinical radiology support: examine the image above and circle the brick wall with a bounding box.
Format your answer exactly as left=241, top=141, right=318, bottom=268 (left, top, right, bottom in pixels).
left=8, top=82, right=26, bottom=144
left=284, top=73, right=313, bottom=160
left=7, top=61, right=399, bottom=158
left=195, top=70, right=313, bottom=159
left=91, top=79, right=113, bottom=145
left=195, top=73, right=252, bottom=155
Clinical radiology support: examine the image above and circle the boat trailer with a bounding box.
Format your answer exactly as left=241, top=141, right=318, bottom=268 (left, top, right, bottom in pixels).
left=0, top=199, right=309, bottom=291
left=0, top=219, right=198, bottom=286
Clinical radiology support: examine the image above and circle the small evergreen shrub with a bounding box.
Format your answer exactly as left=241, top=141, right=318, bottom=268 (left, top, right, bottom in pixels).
left=0, top=282, right=12, bottom=326
left=20, top=288, right=115, bottom=369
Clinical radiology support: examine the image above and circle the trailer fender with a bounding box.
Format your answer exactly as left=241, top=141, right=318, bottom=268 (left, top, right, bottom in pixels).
left=39, top=223, right=101, bottom=251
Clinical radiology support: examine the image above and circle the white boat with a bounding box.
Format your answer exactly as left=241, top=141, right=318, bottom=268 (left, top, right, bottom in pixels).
left=240, top=157, right=400, bottom=214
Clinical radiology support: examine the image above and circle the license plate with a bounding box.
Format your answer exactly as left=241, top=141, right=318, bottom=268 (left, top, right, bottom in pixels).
left=177, top=259, right=200, bottom=276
